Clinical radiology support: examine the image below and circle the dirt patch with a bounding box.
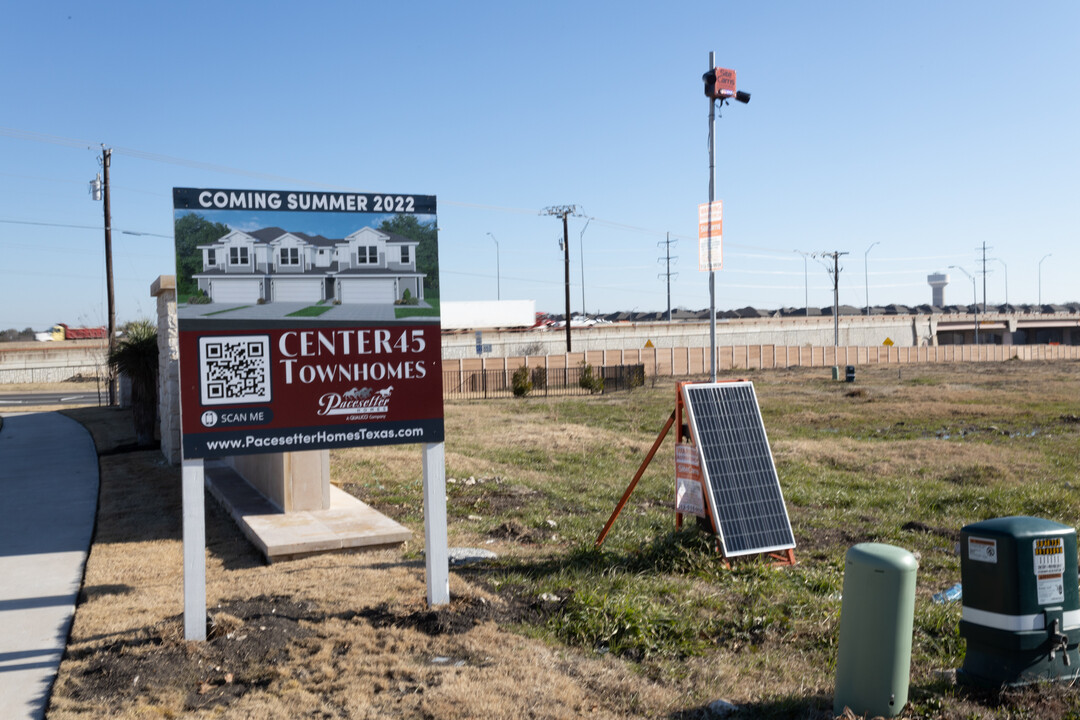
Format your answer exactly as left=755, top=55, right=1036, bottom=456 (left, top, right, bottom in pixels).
left=487, top=519, right=537, bottom=543
left=63, top=595, right=315, bottom=714
left=356, top=595, right=499, bottom=636
left=791, top=522, right=875, bottom=561
left=941, top=463, right=1005, bottom=486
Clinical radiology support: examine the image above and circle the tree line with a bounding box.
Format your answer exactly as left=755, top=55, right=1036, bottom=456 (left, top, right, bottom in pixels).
left=0, top=328, right=37, bottom=342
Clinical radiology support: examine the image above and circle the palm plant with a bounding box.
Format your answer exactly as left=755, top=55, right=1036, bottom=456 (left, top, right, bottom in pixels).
left=108, top=320, right=159, bottom=446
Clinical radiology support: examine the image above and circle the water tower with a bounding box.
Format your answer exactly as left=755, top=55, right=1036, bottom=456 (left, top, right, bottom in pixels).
left=927, top=273, right=949, bottom=307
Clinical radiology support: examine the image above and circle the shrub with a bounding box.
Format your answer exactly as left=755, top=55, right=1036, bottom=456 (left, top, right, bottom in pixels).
left=531, top=366, right=547, bottom=391
left=579, top=363, right=604, bottom=394
left=512, top=366, right=532, bottom=397
left=188, top=292, right=212, bottom=305
left=108, top=320, right=158, bottom=446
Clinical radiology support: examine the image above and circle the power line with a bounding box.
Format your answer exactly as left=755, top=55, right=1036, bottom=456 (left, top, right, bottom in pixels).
left=0, top=218, right=173, bottom=238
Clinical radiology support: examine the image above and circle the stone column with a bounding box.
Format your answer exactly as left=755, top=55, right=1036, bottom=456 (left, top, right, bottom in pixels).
left=151, top=275, right=181, bottom=465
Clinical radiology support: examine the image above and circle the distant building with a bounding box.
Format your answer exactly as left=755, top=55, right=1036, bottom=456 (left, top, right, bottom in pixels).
left=928, top=273, right=949, bottom=307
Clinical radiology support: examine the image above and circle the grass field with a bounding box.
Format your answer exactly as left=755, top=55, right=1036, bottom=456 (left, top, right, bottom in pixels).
left=44, top=360, right=1080, bottom=718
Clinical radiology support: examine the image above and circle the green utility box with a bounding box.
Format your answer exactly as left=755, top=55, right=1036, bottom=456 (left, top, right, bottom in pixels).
left=958, top=516, right=1080, bottom=686
left=834, top=543, right=918, bottom=718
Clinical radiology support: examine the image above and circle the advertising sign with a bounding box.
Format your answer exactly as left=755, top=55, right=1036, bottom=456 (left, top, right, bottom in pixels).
left=698, top=200, right=723, bottom=271
left=173, top=187, right=442, bottom=458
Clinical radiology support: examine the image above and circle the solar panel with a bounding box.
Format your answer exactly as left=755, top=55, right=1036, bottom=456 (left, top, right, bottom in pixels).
left=681, top=382, right=796, bottom=558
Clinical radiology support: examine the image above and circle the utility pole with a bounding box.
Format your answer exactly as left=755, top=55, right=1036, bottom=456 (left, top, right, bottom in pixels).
left=977, top=241, right=991, bottom=312
left=817, top=251, right=849, bottom=348
left=94, top=146, right=117, bottom=406
left=543, top=205, right=578, bottom=352
left=658, top=233, right=678, bottom=322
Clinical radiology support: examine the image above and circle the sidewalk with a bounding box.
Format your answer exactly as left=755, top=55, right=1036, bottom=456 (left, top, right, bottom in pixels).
left=0, top=412, right=99, bottom=720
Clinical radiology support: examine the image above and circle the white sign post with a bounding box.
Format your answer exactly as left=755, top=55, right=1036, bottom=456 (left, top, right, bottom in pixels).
left=423, top=442, right=450, bottom=605
left=182, top=457, right=207, bottom=641
left=698, top=200, right=723, bottom=271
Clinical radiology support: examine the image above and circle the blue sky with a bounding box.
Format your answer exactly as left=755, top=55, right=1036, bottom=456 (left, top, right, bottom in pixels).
left=2, top=2, right=1077, bottom=331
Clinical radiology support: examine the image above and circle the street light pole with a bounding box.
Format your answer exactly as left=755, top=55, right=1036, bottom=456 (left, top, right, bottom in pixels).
left=707, top=51, right=717, bottom=382
left=579, top=217, right=591, bottom=316
left=1038, top=253, right=1052, bottom=307
left=794, top=250, right=809, bottom=316
left=486, top=232, right=500, bottom=300
left=864, top=241, right=879, bottom=316
left=950, top=265, right=978, bottom=345
left=993, top=258, right=1008, bottom=309
left=701, top=53, right=750, bottom=380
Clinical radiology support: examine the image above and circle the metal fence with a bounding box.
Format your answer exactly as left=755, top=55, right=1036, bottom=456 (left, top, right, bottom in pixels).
left=443, top=363, right=646, bottom=400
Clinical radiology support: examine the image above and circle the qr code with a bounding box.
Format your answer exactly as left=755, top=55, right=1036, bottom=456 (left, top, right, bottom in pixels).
left=199, top=335, right=272, bottom=406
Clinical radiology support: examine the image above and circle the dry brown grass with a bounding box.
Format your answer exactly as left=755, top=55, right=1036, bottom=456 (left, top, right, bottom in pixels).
left=48, top=408, right=693, bottom=720
left=44, top=360, right=1080, bottom=719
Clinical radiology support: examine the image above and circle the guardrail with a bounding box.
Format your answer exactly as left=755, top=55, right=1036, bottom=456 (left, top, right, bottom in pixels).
left=443, top=363, right=646, bottom=400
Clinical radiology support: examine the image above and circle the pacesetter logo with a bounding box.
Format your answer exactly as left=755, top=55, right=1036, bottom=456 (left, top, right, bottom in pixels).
left=317, top=386, right=394, bottom=417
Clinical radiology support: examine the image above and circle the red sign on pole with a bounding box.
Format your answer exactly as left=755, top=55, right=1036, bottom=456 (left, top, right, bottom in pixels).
left=715, top=68, right=736, bottom=98
left=698, top=200, right=723, bottom=271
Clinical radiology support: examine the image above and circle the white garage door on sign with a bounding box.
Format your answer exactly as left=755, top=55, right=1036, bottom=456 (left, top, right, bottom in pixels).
left=340, top=278, right=395, bottom=304
left=272, top=279, right=322, bottom=303
left=210, top=279, right=261, bottom=304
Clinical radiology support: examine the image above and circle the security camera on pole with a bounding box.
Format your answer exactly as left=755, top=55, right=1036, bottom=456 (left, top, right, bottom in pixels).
left=701, top=54, right=750, bottom=382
